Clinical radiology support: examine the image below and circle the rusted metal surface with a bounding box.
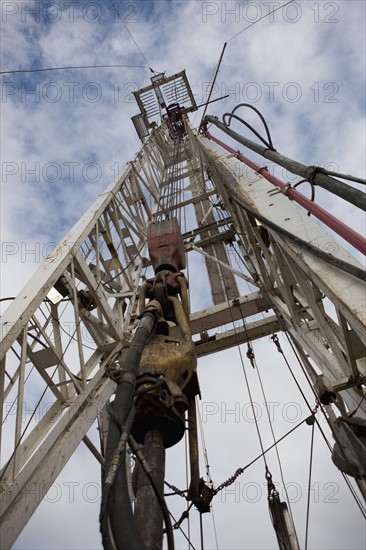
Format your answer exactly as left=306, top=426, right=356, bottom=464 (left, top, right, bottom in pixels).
left=134, top=429, right=166, bottom=550
left=148, top=217, right=186, bottom=273
left=187, top=398, right=200, bottom=501
left=132, top=297, right=198, bottom=448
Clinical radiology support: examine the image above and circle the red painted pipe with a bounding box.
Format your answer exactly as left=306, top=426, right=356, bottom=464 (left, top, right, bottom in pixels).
left=205, top=131, right=366, bottom=256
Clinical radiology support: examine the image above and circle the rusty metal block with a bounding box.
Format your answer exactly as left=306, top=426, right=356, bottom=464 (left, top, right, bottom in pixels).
left=148, top=217, right=186, bottom=273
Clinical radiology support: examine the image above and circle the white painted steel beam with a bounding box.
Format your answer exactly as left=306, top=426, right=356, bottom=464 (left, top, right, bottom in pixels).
left=1, top=114, right=365, bottom=548
left=195, top=315, right=281, bottom=357
left=192, top=124, right=366, bottom=418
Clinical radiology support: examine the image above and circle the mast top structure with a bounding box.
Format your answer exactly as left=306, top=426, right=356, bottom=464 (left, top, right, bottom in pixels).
left=132, top=70, right=198, bottom=141
left=0, top=67, right=365, bottom=549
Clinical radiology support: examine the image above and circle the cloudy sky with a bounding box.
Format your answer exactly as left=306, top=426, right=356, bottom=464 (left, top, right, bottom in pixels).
left=1, top=1, right=365, bottom=549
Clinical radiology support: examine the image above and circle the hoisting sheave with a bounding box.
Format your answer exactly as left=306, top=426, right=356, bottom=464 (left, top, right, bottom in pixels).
left=132, top=217, right=200, bottom=448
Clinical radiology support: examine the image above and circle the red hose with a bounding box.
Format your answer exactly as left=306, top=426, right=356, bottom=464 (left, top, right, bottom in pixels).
left=205, top=131, right=366, bottom=256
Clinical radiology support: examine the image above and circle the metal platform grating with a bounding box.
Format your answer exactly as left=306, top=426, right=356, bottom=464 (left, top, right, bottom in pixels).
left=133, top=70, right=197, bottom=128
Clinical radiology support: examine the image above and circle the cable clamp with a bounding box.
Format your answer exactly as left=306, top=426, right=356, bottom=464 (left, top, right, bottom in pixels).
left=268, top=183, right=292, bottom=197
left=119, top=372, right=136, bottom=386
left=306, top=404, right=318, bottom=425
left=256, top=166, right=269, bottom=175
left=307, top=166, right=323, bottom=184
left=226, top=150, right=241, bottom=159
left=271, top=334, right=282, bottom=353
left=246, top=343, right=256, bottom=368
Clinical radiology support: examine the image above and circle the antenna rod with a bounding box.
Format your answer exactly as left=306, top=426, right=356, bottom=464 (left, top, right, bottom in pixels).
left=199, top=43, right=227, bottom=130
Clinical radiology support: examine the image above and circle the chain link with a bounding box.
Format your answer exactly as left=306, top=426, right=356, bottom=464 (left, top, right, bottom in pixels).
left=164, top=480, right=188, bottom=499
left=213, top=467, right=245, bottom=496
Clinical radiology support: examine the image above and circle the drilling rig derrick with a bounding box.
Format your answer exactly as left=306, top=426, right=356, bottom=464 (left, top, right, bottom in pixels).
left=0, top=68, right=365, bottom=550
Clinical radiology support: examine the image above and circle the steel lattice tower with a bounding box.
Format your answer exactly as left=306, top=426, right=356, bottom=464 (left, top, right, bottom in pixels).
left=1, top=71, right=365, bottom=550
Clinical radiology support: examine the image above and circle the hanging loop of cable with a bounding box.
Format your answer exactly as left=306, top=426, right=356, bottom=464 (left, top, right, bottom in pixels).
left=228, top=304, right=268, bottom=470
left=204, top=114, right=366, bottom=213
left=293, top=179, right=315, bottom=216
left=223, top=103, right=275, bottom=150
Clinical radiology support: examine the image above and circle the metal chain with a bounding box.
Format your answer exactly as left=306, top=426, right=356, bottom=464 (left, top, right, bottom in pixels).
left=213, top=467, right=245, bottom=496
left=213, top=415, right=313, bottom=497
left=164, top=480, right=188, bottom=499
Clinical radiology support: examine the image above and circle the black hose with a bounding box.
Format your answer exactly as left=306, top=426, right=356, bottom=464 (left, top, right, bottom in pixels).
left=101, top=309, right=158, bottom=550
left=224, top=103, right=275, bottom=149
left=204, top=115, right=366, bottom=212
left=113, top=311, right=157, bottom=430
left=293, top=179, right=315, bottom=216
left=320, top=169, right=366, bottom=185
left=102, top=413, right=144, bottom=550
left=101, top=404, right=136, bottom=547
left=223, top=112, right=272, bottom=149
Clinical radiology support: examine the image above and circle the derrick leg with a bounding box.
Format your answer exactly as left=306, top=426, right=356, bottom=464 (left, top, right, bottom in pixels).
left=134, top=429, right=166, bottom=550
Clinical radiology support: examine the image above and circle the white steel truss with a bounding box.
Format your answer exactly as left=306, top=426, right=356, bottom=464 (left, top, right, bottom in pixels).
left=1, top=117, right=365, bottom=548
